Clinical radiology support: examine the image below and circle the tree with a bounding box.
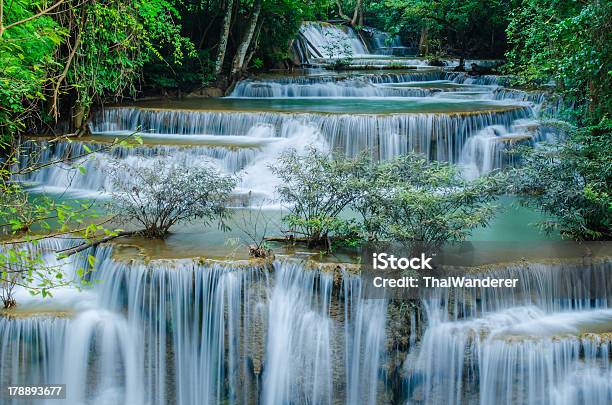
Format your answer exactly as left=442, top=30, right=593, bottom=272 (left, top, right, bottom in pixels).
left=109, top=160, right=237, bottom=239
left=367, top=0, right=510, bottom=61
left=64, top=0, right=193, bottom=133
left=334, top=0, right=364, bottom=26
left=214, top=0, right=234, bottom=76
left=0, top=0, right=64, bottom=137
left=505, top=1, right=611, bottom=240
left=506, top=0, right=611, bottom=122
left=355, top=154, right=505, bottom=245
left=271, top=149, right=505, bottom=249
left=0, top=0, right=193, bottom=136
left=509, top=120, right=611, bottom=240
left=230, top=197, right=278, bottom=258
left=230, top=0, right=263, bottom=78
left=271, top=147, right=370, bottom=249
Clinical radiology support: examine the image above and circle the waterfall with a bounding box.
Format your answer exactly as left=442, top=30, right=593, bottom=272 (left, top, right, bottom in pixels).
left=229, top=71, right=513, bottom=98
left=298, top=22, right=368, bottom=60
left=493, top=88, right=566, bottom=117
left=19, top=104, right=531, bottom=197
left=89, top=107, right=531, bottom=161
left=261, top=262, right=387, bottom=405
left=1, top=240, right=610, bottom=404
left=403, top=260, right=612, bottom=405
left=230, top=78, right=438, bottom=98
left=20, top=121, right=327, bottom=199
left=62, top=310, right=145, bottom=404
left=0, top=244, right=389, bottom=405
left=459, top=118, right=554, bottom=178
left=0, top=317, right=67, bottom=405
left=362, top=27, right=409, bottom=56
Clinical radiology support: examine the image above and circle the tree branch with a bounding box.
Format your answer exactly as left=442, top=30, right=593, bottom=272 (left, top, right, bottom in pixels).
left=335, top=0, right=351, bottom=23
left=50, top=6, right=87, bottom=120
left=56, top=230, right=141, bottom=258
left=1, top=0, right=66, bottom=37
left=423, top=15, right=457, bottom=32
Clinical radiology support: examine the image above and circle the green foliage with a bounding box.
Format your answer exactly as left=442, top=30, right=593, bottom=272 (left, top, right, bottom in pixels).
left=355, top=154, right=505, bottom=245
left=0, top=182, right=102, bottom=305
left=367, top=0, right=510, bottom=58
left=257, top=0, right=318, bottom=64
left=0, top=0, right=64, bottom=136
left=143, top=49, right=216, bottom=91
left=0, top=133, right=144, bottom=305
left=0, top=0, right=193, bottom=136
left=505, top=0, right=611, bottom=122
left=70, top=0, right=194, bottom=117
left=109, top=159, right=237, bottom=238
left=271, top=147, right=371, bottom=248
left=505, top=1, right=611, bottom=239
left=510, top=119, right=612, bottom=240
left=272, top=148, right=504, bottom=249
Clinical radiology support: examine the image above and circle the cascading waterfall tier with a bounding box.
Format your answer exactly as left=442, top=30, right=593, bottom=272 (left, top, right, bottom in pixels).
left=1, top=239, right=610, bottom=404
left=293, top=23, right=503, bottom=70
left=297, top=22, right=369, bottom=62
left=90, top=106, right=531, bottom=162
left=0, top=243, right=389, bottom=405
left=403, top=260, right=612, bottom=405
left=493, top=88, right=566, bottom=117
left=230, top=70, right=509, bottom=98
left=19, top=102, right=531, bottom=196
left=360, top=26, right=412, bottom=56
left=18, top=139, right=261, bottom=194
left=458, top=119, right=548, bottom=178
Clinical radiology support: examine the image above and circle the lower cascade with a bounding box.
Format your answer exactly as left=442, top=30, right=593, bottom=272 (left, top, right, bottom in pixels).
left=0, top=243, right=390, bottom=405
left=1, top=241, right=610, bottom=404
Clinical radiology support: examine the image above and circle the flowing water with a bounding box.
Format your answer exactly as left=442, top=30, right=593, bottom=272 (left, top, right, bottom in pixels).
left=0, top=241, right=389, bottom=405
left=6, top=23, right=609, bottom=405
left=20, top=68, right=546, bottom=200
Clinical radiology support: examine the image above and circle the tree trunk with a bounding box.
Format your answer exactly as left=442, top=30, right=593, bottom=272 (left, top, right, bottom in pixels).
left=351, top=0, right=362, bottom=26
left=214, top=0, right=234, bottom=76
left=50, top=7, right=87, bottom=122
left=335, top=0, right=351, bottom=23
left=73, top=103, right=85, bottom=133
left=244, top=19, right=263, bottom=70
left=358, top=2, right=364, bottom=26
left=419, top=26, right=429, bottom=55
left=230, top=0, right=262, bottom=77
left=57, top=230, right=140, bottom=258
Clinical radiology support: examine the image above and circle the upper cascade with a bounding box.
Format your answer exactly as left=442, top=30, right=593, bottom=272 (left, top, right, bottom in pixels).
left=294, top=22, right=416, bottom=65
left=230, top=70, right=509, bottom=98
left=296, top=22, right=369, bottom=62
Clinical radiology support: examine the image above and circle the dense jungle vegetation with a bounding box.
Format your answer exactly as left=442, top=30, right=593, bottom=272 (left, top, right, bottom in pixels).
left=1, top=0, right=609, bottom=135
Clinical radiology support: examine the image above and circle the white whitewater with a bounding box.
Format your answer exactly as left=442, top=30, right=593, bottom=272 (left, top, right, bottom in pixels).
left=20, top=103, right=531, bottom=198
left=229, top=71, right=507, bottom=98
left=403, top=261, right=612, bottom=405
left=16, top=68, right=547, bottom=199
left=299, top=22, right=368, bottom=60
left=0, top=243, right=389, bottom=404
left=2, top=244, right=609, bottom=404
